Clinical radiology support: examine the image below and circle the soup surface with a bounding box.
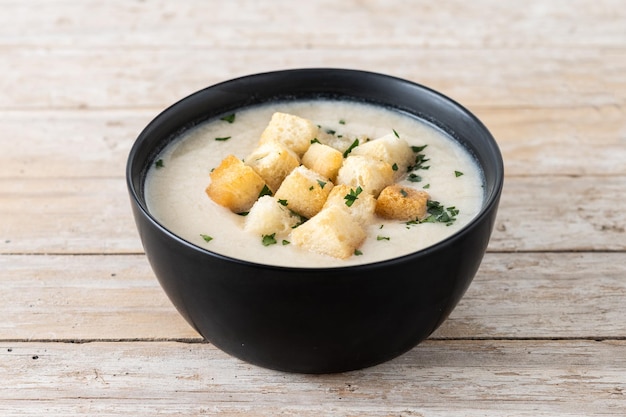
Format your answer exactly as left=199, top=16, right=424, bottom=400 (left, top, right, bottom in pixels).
left=145, top=100, right=484, bottom=267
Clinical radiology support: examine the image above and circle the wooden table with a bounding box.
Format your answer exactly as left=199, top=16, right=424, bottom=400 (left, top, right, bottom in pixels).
left=2, top=1, right=625, bottom=415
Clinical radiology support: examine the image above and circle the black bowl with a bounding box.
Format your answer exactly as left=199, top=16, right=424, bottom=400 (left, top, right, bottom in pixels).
left=126, top=69, right=503, bottom=373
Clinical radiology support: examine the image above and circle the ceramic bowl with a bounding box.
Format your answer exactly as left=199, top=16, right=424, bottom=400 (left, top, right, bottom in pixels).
left=126, top=69, right=503, bottom=373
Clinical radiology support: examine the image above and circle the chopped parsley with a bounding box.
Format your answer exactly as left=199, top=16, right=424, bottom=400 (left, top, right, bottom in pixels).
left=155, top=159, right=164, bottom=168
left=412, top=145, right=428, bottom=153
left=220, top=113, right=236, bottom=123
left=354, top=249, right=363, bottom=256
left=421, top=200, right=460, bottom=226
left=408, top=173, right=422, bottom=183
left=311, top=138, right=321, bottom=144
left=200, top=234, right=213, bottom=242
left=410, top=153, right=430, bottom=171
left=325, top=128, right=336, bottom=135
left=214, top=136, right=231, bottom=141
left=262, top=233, right=277, bottom=246
left=400, top=188, right=408, bottom=197
left=282, top=239, right=290, bottom=245
left=258, top=184, right=273, bottom=198
left=393, top=129, right=400, bottom=138
left=423, top=183, right=431, bottom=189
left=343, top=138, right=360, bottom=158
left=339, top=119, right=346, bottom=125
left=455, top=170, right=464, bottom=177
left=317, top=180, right=327, bottom=189
left=377, top=235, right=390, bottom=241
left=277, top=199, right=288, bottom=206
left=344, top=186, right=363, bottom=207
left=392, top=163, right=398, bottom=171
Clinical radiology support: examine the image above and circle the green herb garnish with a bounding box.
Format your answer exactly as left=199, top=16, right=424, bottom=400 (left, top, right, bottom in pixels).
left=215, top=136, right=231, bottom=141
left=400, top=188, right=408, bottom=197
left=455, top=170, right=464, bottom=177
left=408, top=173, right=422, bottom=183
left=344, top=186, right=363, bottom=207
left=411, top=145, right=428, bottom=153
left=262, top=233, right=277, bottom=246
left=423, top=183, right=431, bottom=189
left=311, top=138, right=321, bottom=144
left=155, top=159, right=164, bottom=168
left=421, top=200, right=459, bottom=226
left=343, top=138, right=360, bottom=158
left=354, top=249, right=363, bottom=256
left=220, top=113, right=236, bottom=123
left=326, top=128, right=336, bottom=135
left=282, top=240, right=290, bottom=245
left=392, top=163, right=398, bottom=171
left=393, top=129, right=400, bottom=138
left=317, top=180, right=327, bottom=189
left=339, top=119, right=346, bottom=125
left=277, top=199, right=288, bottom=206
left=258, top=184, right=272, bottom=198
left=200, top=234, right=213, bottom=242
left=377, top=235, right=390, bottom=241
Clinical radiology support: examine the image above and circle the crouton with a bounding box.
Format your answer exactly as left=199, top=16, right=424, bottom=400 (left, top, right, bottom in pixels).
left=375, top=184, right=430, bottom=221
left=301, top=142, right=343, bottom=181
left=259, top=112, right=318, bottom=157
left=205, top=154, right=268, bottom=213
left=274, top=166, right=334, bottom=219
left=244, top=195, right=300, bottom=237
left=245, top=141, right=300, bottom=193
left=336, top=155, right=394, bottom=197
left=350, top=133, right=414, bottom=180
left=323, top=184, right=375, bottom=227
left=290, top=206, right=366, bottom=259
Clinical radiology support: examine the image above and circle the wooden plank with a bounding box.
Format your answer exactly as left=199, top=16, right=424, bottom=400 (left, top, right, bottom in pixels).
left=1, top=0, right=624, bottom=49
left=1, top=252, right=624, bottom=341
left=0, top=340, right=624, bottom=416
left=2, top=176, right=625, bottom=254
left=1, top=106, right=625, bottom=179
left=0, top=47, right=624, bottom=110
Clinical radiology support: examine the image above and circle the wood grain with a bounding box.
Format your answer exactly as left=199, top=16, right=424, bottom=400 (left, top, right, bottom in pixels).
left=1, top=340, right=624, bottom=416
left=2, top=252, right=624, bottom=341
left=2, top=0, right=625, bottom=414
left=2, top=176, right=624, bottom=254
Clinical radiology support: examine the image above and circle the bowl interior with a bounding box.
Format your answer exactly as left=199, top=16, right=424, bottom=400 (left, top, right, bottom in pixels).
left=128, top=68, right=503, bottom=249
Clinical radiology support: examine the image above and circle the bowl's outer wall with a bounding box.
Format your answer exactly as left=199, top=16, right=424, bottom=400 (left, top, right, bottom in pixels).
left=127, top=69, right=503, bottom=373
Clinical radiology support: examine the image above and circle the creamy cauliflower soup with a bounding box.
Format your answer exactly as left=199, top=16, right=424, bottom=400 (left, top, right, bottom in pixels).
left=145, top=100, right=484, bottom=267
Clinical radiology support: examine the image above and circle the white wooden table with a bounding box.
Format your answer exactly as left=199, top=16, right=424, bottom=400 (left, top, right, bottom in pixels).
left=1, top=1, right=625, bottom=415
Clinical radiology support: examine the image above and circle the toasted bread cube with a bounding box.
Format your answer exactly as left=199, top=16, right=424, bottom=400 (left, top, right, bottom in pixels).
left=336, top=155, right=394, bottom=197
left=244, top=195, right=300, bottom=237
left=323, top=184, right=376, bottom=227
left=206, top=154, right=267, bottom=213
left=375, top=184, right=430, bottom=221
left=350, top=133, right=414, bottom=180
left=274, top=166, right=334, bottom=219
left=301, top=142, right=343, bottom=181
left=291, top=206, right=366, bottom=259
left=259, top=112, right=318, bottom=157
left=245, top=142, right=300, bottom=193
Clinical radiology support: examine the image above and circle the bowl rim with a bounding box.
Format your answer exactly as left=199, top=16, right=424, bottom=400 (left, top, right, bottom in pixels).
left=126, top=68, right=504, bottom=272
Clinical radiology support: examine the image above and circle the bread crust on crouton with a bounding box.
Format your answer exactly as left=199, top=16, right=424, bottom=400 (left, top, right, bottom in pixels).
left=259, top=112, right=318, bottom=157
left=375, top=184, right=430, bottom=221
left=301, top=142, right=343, bottom=181
left=336, top=155, right=394, bottom=197
left=245, top=142, right=300, bottom=193
left=350, top=133, right=415, bottom=180
left=323, top=184, right=376, bottom=227
left=290, top=206, right=366, bottom=259
left=206, top=154, right=268, bottom=213
left=274, top=166, right=334, bottom=219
